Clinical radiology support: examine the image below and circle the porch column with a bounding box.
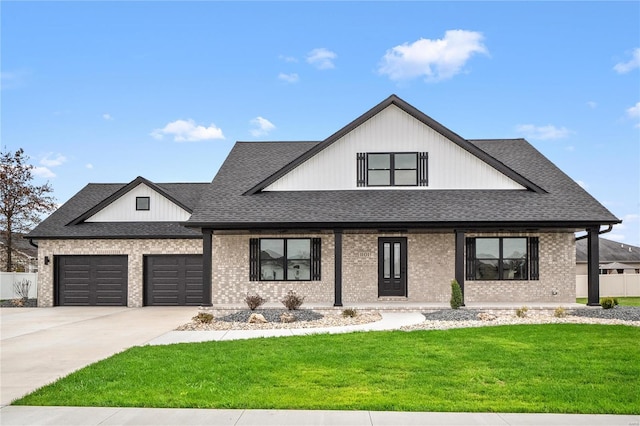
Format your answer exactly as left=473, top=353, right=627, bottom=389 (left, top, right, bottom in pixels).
left=587, top=226, right=600, bottom=306
left=334, top=229, right=343, bottom=307
left=202, top=228, right=213, bottom=306
left=455, top=230, right=465, bottom=301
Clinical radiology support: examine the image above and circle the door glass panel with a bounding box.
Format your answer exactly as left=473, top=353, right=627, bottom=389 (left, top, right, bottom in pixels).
left=383, top=243, right=390, bottom=279
left=394, top=243, right=401, bottom=278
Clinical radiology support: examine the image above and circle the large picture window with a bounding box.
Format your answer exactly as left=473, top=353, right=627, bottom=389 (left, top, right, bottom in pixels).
left=357, top=152, right=428, bottom=187
left=249, top=238, right=321, bottom=281
left=466, top=237, right=539, bottom=281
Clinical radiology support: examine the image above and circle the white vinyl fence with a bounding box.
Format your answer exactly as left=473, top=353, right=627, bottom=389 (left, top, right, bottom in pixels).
left=0, top=272, right=38, bottom=300
left=576, top=274, right=640, bottom=298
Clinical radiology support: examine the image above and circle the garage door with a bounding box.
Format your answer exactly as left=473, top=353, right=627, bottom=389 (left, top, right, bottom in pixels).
left=56, top=256, right=128, bottom=306
left=144, top=255, right=204, bottom=306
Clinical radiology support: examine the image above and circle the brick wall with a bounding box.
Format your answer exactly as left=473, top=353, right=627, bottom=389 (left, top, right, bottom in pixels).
left=464, top=232, right=576, bottom=303
left=37, top=239, right=202, bottom=307
left=212, top=233, right=335, bottom=304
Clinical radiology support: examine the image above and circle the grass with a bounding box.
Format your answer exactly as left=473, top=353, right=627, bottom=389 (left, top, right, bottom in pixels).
left=576, top=296, right=640, bottom=306
left=14, top=324, right=640, bottom=414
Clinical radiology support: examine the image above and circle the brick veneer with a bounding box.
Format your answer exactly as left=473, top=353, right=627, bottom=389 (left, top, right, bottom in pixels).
left=37, top=239, right=202, bottom=307
left=464, top=232, right=576, bottom=303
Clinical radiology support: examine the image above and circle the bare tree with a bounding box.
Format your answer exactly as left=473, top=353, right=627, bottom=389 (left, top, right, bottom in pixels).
left=0, top=148, right=56, bottom=271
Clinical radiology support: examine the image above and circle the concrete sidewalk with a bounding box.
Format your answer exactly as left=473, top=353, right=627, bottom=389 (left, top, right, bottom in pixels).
left=147, top=312, right=426, bottom=345
left=1, top=406, right=637, bottom=425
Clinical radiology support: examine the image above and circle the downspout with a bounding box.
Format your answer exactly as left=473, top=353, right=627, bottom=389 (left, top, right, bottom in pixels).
left=575, top=225, right=613, bottom=241
left=29, top=238, right=38, bottom=248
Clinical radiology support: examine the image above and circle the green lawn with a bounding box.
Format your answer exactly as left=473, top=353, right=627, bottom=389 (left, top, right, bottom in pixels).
left=576, top=297, right=640, bottom=306
left=14, top=324, right=639, bottom=414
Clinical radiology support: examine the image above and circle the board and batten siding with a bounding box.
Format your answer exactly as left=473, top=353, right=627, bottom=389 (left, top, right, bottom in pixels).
left=264, top=105, right=525, bottom=191
left=86, top=183, right=191, bottom=222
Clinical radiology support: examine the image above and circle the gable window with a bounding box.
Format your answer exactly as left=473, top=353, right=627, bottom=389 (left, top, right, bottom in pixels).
left=357, top=152, right=428, bottom=187
left=136, top=197, right=150, bottom=211
left=466, top=237, right=539, bottom=281
left=249, top=238, right=321, bottom=281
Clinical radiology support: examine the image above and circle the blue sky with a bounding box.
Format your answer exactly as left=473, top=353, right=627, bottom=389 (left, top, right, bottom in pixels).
left=2, top=1, right=639, bottom=245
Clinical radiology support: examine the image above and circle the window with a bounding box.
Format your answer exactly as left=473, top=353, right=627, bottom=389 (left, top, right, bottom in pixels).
left=136, top=197, right=150, bottom=211
left=249, top=238, right=321, bottom=281
left=357, top=152, right=428, bottom=187
left=466, top=237, right=539, bottom=281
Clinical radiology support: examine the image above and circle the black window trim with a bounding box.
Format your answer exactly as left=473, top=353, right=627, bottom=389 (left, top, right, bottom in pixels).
left=136, top=196, right=150, bottom=211
left=249, top=237, right=321, bottom=282
left=466, top=236, right=539, bottom=281
left=367, top=152, right=418, bottom=187
left=357, top=152, right=428, bottom=187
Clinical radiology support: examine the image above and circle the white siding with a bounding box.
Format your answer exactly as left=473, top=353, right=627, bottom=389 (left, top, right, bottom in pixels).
left=265, top=105, right=525, bottom=191
left=86, top=184, right=191, bottom=222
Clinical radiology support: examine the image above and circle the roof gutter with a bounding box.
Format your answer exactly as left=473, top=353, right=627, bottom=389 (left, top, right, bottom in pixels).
left=28, top=238, right=38, bottom=248
left=575, top=224, right=613, bottom=241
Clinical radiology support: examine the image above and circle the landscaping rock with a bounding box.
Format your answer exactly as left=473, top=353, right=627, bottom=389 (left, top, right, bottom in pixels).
left=248, top=313, right=268, bottom=324
left=477, top=312, right=496, bottom=321
left=280, top=312, right=296, bottom=323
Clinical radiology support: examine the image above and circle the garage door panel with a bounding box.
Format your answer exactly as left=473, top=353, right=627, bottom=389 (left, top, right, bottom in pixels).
left=56, top=256, right=128, bottom=306
left=145, top=255, right=204, bottom=306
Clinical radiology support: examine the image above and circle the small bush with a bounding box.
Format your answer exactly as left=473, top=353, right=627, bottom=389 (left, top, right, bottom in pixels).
left=342, top=308, right=358, bottom=318
left=13, top=279, right=31, bottom=300
left=193, top=312, right=214, bottom=323
left=601, top=298, right=616, bottom=309
left=554, top=306, right=567, bottom=318
left=281, top=290, right=305, bottom=310
left=244, top=293, right=266, bottom=311
left=516, top=306, right=529, bottom=318
left=450, top=279, right=463, bottom=309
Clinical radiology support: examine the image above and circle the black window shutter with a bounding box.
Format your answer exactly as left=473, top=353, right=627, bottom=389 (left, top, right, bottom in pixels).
left=465, top=238, right=476, bottom=280
left=418, top=152, right=429, bottom=186
left=311, top=238, right=322, bottom=280
left=249, top=238, right=259, bottom=281
left=356, top=153, right=367, bottom=187
left=529, top=237, right=539, bottom=280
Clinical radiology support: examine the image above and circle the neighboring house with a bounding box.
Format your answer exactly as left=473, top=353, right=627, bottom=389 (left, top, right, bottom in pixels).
left=28, top=95, right=619, bottom=307
left=576, top=238, right=640, bottom=274
left=0, top=233, right=38, bottom=272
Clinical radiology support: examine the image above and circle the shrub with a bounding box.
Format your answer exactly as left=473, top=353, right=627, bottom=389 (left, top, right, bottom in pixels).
left=342, top=308, right=358, bottom=318
left=13, top=279, right=31, bottom=300
left=193, top=312, right=214, bottom=323
left=601, top=298, right=616, bottom=309
left=281, top=290, right=305, bottom=310
left=450, top=279, right=463, bottom=309
left=516, top=306, right=529, bottom=318
left=244, top=293, right=266, bottom=311
left=554, top=306, right=567, bottom=318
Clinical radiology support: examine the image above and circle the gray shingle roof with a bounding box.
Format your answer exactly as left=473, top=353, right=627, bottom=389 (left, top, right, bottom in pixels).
left=576, top=238, right=640, bottom=263
left=27, top=181, right=209, bottom=239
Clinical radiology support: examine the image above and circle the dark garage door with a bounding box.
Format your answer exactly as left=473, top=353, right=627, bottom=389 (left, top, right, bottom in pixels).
left=56, top=255, right=128, bottom=306
left=144, top=255, right=204, bottom=306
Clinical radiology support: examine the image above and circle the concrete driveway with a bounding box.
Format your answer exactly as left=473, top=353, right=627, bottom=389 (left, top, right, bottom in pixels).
left=0, top=306, right=196, bottom=406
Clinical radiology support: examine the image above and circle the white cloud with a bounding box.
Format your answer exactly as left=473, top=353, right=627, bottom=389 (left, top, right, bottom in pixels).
left=587, top=101, right=597, bottom=109
left=278, top=72, right=299, bottom=83
left=32, top=166, right=55, bottom=178
left=86, top=163, right=94, bottom=169
left=279, top=55, right=298, bottom=63
left=249, top=116, right=276, bottom=137
left=150, top=119, right=225, bottom=142
left=515, top=124, right=572, bottom=140
left=102, top=113, right=113, bottom=120
left=626, top=102, right=640, bottom=127
left=613, top=48, right=640, bottom=74
left=378, top=30, right=488, bottom=82
left=40, top=153, right=67, bottom=167
left=306, top=48, right=337, bottom=70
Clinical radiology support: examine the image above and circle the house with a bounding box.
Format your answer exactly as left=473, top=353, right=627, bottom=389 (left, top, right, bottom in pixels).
left=576, top=238, right=640, bottom=274
left=1, top=233, right=38, bottom=272
left=28, top=95, right=620, bottom=307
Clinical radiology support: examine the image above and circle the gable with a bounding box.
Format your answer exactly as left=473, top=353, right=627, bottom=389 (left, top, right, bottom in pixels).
left=264, top=104, right=525, bottom=191
left=85, top=183, right=191, bottom=222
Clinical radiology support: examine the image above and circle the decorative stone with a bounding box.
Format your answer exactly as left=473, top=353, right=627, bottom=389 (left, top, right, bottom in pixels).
left=248, top=313, right=268, bottom=324
left=280, top=312, right=296, bottom=323
left=477, top=312, right=497, bottom=321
